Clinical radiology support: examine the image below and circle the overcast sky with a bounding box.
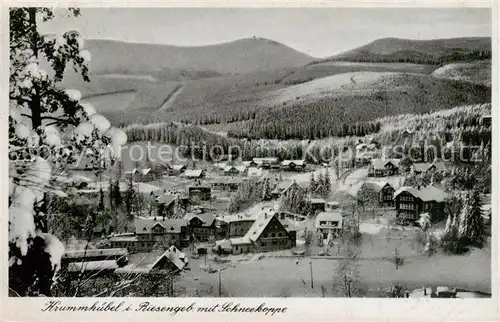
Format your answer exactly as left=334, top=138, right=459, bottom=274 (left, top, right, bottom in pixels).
left=39, top=8, right=491, bottom=58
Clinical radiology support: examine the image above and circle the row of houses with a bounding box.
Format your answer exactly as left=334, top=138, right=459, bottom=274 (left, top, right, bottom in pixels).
left=214, top=212, right=297, bottom=255
left=368, top=159, right=446, bottom=177
left=108, top=213, right=216, bottom=252
left=355, top=181, right=447, bottom=224
left=108, top=207, right=300, bottom=255
left=63, top=246, right=188, bottom=278
left=217, top=158, right=307, bottom=173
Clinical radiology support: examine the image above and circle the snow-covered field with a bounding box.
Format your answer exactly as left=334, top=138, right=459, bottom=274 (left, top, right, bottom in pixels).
left=269, top=72, right=399, bottom=105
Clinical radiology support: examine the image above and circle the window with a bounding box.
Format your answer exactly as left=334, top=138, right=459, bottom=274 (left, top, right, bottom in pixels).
left=271, top=233, right=275, bottom=237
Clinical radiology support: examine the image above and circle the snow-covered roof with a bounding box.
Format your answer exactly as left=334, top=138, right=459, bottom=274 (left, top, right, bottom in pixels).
left=308, top=198, right=326, bottom=204
left=315, top=211, right=343, bottom=228
left=361, top=181, right=392, bottom=193
left=183, top=169, right=204, bottom=178
left=370, top=158, right=400, bottom=170
left=63, top=248, right=127, bottom=259
left=230, top=236, right=252, bottom=245
left=134, top=218, right=186, bottom=234
left=67, top=260, right=119, bottom=272
left=125, top=168, right=139, bottom=175
left=214, top=162, right=227, bottom=169
left=223, top=165, right=246, bottom=173
left=394, top=186, right=447, bottom=202
left=281, top=160, right=306, bottom=166
left=252, top=157, right=279, bottom=164
left=412, top=162, right=446, bottom=173
left=247, top=167, right=262, bottom=177
left=151, top=246, right=186, bottom=271
left=219, top=213, right=259, bottom=224
left=184, top=213, right=215, bottom=227
left=141, top=168, right=151, bottom=175
left=156, top=193, right=176, bottom=205
left=171, top=164, right=186, bottom=171
left=245, top=214, right=276, bottom=242
left=215, top=239, right=232, bottom=250
left=109, top=235, right=138, bottom=242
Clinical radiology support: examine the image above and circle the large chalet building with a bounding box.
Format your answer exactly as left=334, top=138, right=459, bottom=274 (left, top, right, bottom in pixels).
left=109, top=218, right=188, bottom=252
left=228, top=213, right=297, bottom=254
left=368, top=159, right=401, bottom=177
left=188, top=182, right=211, bottom=201
left=411, top=162, right=446, bottom=175
left=271, top=180, right=305, bottom=199
left=358, top=181, right=395, bottom=207
left=315, top=211, right=343, bottom=239
left=393, top=186, right=447, bottom=223
left=281, top=160, right=306, bottom=172
left=184, top=213, right=216, bottom=242
left=216, top=213, right=258, bottom=239
left=251, top=157, right=280, bottom=169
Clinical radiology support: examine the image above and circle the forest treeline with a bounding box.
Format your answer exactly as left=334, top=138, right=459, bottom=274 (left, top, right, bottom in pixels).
left=124, top=103, right=491, bottom=165
left=225, top=77, right=491, bottom=140
left=319, top=49, right=491, bottom=66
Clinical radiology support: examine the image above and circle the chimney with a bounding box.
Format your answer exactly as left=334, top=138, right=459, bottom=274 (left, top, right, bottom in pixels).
left=264, top=213, right=268, bottom=219
left=417, top=185, right=421, bottom=190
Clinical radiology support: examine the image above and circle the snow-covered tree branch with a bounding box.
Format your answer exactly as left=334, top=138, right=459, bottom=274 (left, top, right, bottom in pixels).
left=9, top=8, right=127, bottom=296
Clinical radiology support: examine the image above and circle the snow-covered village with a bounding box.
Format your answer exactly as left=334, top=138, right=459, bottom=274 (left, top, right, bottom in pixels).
left=8, top=8, right=492, bottom=299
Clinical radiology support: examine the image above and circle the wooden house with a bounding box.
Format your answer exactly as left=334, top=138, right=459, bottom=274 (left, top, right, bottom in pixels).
left=184, top=213, right=216, bottom=242
left=315, top=211, right=343, bottom=239
left=281, top=160, right=307, bottom=171
left=393, top=186, right=446, bottom=224
left=188, top=183, right=211, bottom=201
left=358, top=181, right=395, bottom=207
left=230, top=213, right=296, bottom=254
left=368, top=159, right=400, bottom=177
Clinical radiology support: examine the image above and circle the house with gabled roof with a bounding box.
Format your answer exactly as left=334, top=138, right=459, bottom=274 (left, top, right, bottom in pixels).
left=411, top=162, right=446, bottom=175
left=150, top=246, right=188, bottom=273
left=315, top=211, right=343, bottom=239
left=134, top=217, right=188, bottom=250
left=368, top=159, right=400, bottom=177
left=156, top=193, right=177, bottom=218
left=223, top=165, right=247, bottom=176
left=281, top=160, right=307, bottom=172
left=358, top=181, right=395, bottom=206
left=229, top=212, right=296, bottom=254
left=182, top=169, right=205, bottom=179
left=307, top=198, right=327, bottom=213
left=170, top=164, right=187, bottom=175
left=271, top=180, right=305, bottom=199
left=251, top=157, right=280, bottom=169
left=394, top=186, right=447, bottom=223
left=184, top=213, right=216, bottom=242
left=188, top=182, right=211, bottom=201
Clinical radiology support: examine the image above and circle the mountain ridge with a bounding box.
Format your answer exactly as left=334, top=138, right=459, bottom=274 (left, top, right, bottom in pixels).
left=83, top=37, right=315, bottom=76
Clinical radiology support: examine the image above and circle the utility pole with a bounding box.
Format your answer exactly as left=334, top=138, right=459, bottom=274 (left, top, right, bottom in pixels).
left=218, top=269, right=222, bottom=297
left=309, top=261, right=314, bottom=289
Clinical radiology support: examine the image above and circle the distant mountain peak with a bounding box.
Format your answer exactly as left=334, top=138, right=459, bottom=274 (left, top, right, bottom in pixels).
left=84, top=37, right=314, bottom=75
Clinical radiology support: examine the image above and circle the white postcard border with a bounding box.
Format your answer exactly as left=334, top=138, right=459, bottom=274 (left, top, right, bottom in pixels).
left=1, top=1, right=498, bottom=321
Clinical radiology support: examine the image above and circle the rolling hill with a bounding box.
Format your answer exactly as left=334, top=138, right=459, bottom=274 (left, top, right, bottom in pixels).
left=432, top=60, right=491, bottom=86
left=84, top=37, right=314, bottom=77
left=315, top=37, right=491, bottom=65
left=55, top=36, right=491, bottom=142
left=225, top=71, right=492, bottom=139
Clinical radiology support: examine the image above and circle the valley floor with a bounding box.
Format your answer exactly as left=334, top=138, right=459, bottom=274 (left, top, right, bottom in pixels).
left=175, top=241, right=491, bottom=297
